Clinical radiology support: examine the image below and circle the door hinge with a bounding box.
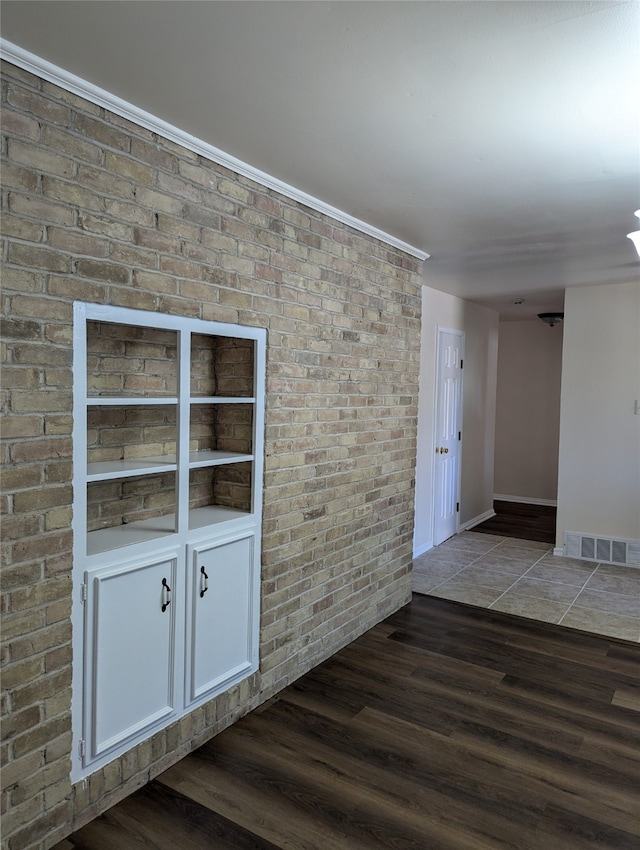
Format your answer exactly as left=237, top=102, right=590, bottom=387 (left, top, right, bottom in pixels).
left=79, top=739, right=86, bottom=758
left=458, top=431, right=461, bottom=441
left=460, top=359, right=463, bottom=369
left=80, top=583, right=87, bottom=603
left=456, top=502, right=460, bottom=512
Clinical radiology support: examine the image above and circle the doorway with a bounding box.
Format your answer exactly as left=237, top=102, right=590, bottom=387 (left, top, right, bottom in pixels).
left=492, top=319, right=563, bottom=538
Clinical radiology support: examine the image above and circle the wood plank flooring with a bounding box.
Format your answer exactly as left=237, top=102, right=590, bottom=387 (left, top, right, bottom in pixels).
left=473, top=501, right=557, bottom=544
left=56, top=596, right=640, bottom=850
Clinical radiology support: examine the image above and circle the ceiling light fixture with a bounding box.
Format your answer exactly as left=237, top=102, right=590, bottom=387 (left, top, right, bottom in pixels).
left=538, top=312, right=564, bottom=327
left=627, top=209, right=640, bottom=258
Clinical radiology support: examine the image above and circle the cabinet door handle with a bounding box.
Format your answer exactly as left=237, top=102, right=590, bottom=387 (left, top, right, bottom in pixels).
left=161, top=577, right=171, bottom=612
left=200, top=566, right=209, bottom=598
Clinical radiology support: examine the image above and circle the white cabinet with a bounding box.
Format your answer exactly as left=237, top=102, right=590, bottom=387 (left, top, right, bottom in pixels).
left=186, top=530, right=257, bottom=702
left=83, top=551, right=179, bottom=761
left=71, top=303, right=265, bottom=780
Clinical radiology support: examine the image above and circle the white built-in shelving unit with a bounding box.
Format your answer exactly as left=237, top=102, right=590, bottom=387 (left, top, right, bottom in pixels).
left=71, top=302, right=265, bottom=780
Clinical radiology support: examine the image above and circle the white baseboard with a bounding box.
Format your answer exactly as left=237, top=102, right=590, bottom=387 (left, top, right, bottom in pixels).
left=493, top=494, right=558, bottom=507
left=413, top=540, right=434, bottom=558
left=553, top=547, right=564, bottom=557
left=459, top=509, right=496, bottom=532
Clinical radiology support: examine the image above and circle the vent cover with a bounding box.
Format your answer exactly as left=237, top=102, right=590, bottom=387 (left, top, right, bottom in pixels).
left=564, top=532, right=640, bottom=567
left=596, top=538, right=611, bottom=562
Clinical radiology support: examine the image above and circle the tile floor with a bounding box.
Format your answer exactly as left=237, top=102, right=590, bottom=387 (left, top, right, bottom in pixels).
left=412, top=531, right=640, bottom=642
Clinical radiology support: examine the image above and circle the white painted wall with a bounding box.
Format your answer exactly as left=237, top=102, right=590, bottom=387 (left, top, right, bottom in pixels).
left=556, top=281, right=640, bottom=549
left=414, top=286, right=499, bottom=555
left=494, top=319, right=563, bottom=504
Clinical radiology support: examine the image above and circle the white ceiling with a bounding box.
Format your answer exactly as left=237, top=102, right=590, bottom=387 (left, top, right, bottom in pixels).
left=2, top=1, right=639, bottom=319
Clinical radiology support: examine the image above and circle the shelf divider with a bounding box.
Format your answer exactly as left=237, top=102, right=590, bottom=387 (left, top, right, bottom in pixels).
left=188, top=451, right=253, bottom=469
left=87, top=458, right=177, bottom=481
left=87, top=397, right=178, bottom=406
left=189, top=397, right=255, bottom=404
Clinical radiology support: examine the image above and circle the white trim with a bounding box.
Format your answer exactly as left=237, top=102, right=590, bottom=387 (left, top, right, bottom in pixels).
left=459, top=508, right=496, bottom=532
left=553, top=547, right=564, bottom=557
left=413, top=540, right=434, bottom=558
left=436, top=325, right=465, bottom=337
left=0, top=39, right=429, bottom=262
left=493, top=494, right=558, bottom=507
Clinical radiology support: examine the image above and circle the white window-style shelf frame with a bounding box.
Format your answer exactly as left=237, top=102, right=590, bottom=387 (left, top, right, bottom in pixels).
left=73, top=302, right=266, bottom=560
left=71, top=302, right=266, bottom=782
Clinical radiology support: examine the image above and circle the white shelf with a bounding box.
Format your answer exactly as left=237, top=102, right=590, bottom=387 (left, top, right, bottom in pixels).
left=188, top=451, right=253, bottom=468
left=87, top=457, right=177, bottom=481
left=87, top=397, right=178, bottom=406
left=86, top=452, right=252, bottom=481
left=190, top=397, right=255, bottom=404
left=87, top=514, right=176, bottom=556
left=189, top=505, right=251, bottom=530
left=86, top=506, right=251, bottom=555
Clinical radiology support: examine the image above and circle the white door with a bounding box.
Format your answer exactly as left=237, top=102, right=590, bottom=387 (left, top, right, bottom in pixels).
left=433, top=330, right=463, bottom=546
left=186, top=531, right=256, bottom=703
left=83, top=551, right=178, bottom=763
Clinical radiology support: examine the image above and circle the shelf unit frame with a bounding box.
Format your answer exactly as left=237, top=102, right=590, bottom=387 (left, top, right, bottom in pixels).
left=71, top=302, right=266, bottom=781
left=74, top=303, right=265, bottom=556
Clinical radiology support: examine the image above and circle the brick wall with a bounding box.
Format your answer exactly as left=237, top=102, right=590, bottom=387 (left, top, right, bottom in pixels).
left=0, top=60, right=422, bottom=850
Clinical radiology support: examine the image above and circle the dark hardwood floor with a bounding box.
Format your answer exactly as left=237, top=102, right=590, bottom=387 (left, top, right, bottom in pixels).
left=473, top=500, right=557, bottom=544
left=56, top=595, right=640, bottom=850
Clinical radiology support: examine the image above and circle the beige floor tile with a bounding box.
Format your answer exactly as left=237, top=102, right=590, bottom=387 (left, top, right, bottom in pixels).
left=429, top=581, right=502, bottom=607
left=448, top=567, right=519, bottom=592
left=594, top=563, right=640, bottom=582
left=571, top=588, right=640, bottom=619
left=509, top=577, right=581, bottom=605
left=536, top=554, right=595, bottom=571
left=459, top=531, right=506, bottom=544
left=472, top=553, right=540, bottom=574
left=493, top=539, right=553, bottom=553
left=436, top=536, right=502, bottom=556
left=585, top=569, right=640, bottom=596
left=489, top=593, right=567, bottom=624
left=412, top=534, right=638, bottom=643
left=413, top=573, right=447, bottom=594
left=560, top=606, right=640, bottom=642
left=412, top=560, right=465, bottom=583
left=414, top=550, right=480, bottom=570
left=525, top=563, right=594, bottom=587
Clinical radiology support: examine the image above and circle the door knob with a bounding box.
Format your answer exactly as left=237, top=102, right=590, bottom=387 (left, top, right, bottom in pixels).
left=437, top=447, right=449, bottom=454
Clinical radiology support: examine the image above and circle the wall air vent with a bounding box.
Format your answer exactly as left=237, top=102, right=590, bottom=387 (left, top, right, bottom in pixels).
left=564, top=532, right=640, bottom=568
left=596, top=538, right=611, bottom=562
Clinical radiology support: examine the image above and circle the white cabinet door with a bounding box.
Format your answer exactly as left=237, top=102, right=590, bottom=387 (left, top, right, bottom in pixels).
left=83, top=552, right=179, bottom=762
left=186, top=531, right=257, bottom=703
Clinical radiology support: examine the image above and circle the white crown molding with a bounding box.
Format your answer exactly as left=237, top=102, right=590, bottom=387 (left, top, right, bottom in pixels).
left=1, top=40, right=429, bottom=262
